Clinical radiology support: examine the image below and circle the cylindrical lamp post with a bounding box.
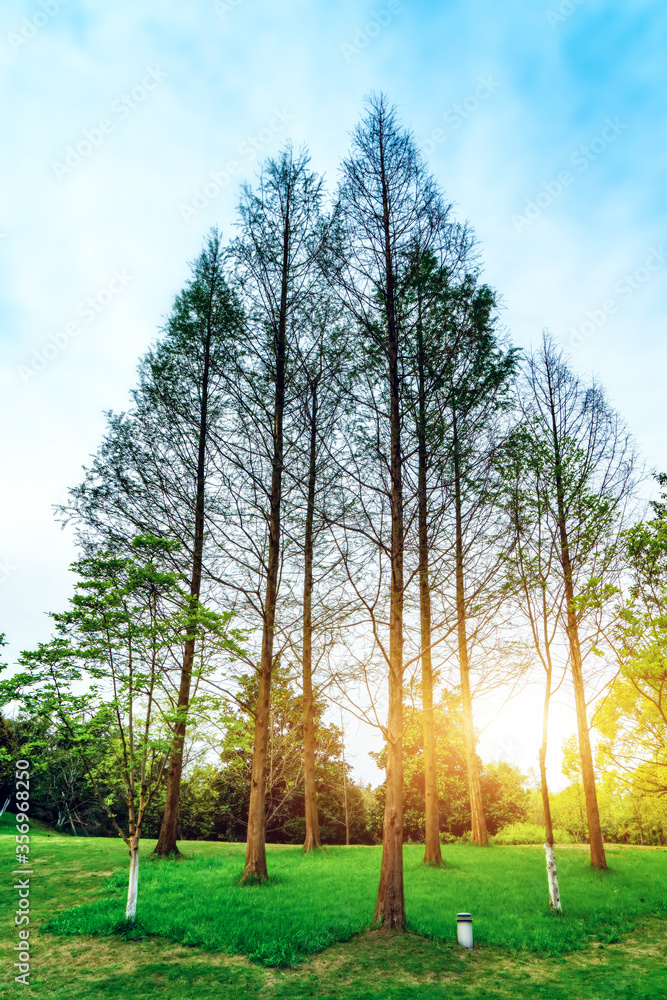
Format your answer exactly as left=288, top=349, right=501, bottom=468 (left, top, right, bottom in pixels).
left=456, top=912, right=473, bottom=948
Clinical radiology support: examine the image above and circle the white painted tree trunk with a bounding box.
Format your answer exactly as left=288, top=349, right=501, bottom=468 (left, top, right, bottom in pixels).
left=126, top=844, right=139, bottom=921
left=544, top=843, right=562, bottom=912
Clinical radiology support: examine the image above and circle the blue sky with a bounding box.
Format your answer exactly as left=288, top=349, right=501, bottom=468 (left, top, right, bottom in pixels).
left=1, top=0, right=665, bottom=784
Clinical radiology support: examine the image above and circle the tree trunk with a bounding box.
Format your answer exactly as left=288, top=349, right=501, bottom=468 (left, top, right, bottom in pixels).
left=374, top=132, right=406, bottom=929
left=154, top=640, right=194, bottom=857
left=453, top=413, right=488, bottom=846
left=155, top=261, right=217, bottom=858
left=417, top=314, right=442, bottom=867
left=341, top=711, right=350, bottom=847
left=546, top=387, right=607, bottom=870
left=539, top=670, right=561, bottom=910
left=67, top=807, right=77, bottom=837
left=303, top=381, right=322, bottom=853
left=544, top=843, right=561, bottom=912
left=540, top=682, right=563, bottom=914
left=244, top=663, right=272, bottom=881
left=126, top=837, right=139, bottom=921
left=567, top=624, right=607, bottom=867
left=242, top=204, right=289, bottom=883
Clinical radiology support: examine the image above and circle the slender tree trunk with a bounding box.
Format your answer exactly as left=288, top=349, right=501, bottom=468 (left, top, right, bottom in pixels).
left=539, top=668, right=561, bottom=910
left=566, top=608, right=606, bottom=867
left=544, top=842, right=561, bottom=912
left=126, top=834, right=140, bottom=921
left=453, top=414, right=488, bottom=846
left=374, top=134, right=406, bottom=929
left=546, top=387, right=607, bottom=870
left=303, top=381, right=322, bottom=853
left=155, top=266, right=217, bottom=858
left=416, top=315, right=442, bottom=867
left=341, top=711, right=350, bottom=847
left=576, top=783, right=585, bottom=839
left=67, top=807, right=77, bottom=837
left=242, top=207, right=289, bottom=883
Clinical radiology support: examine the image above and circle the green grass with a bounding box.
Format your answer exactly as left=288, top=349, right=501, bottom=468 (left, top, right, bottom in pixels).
left=0, top=808, right=55, bottom=835
left=2, top=815, right=667, bottom=998
left=44, top=838, right=667, bottom=964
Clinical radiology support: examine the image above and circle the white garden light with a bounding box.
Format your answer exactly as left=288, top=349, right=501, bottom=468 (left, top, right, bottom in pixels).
left=457, top=912, right=473, bottom=948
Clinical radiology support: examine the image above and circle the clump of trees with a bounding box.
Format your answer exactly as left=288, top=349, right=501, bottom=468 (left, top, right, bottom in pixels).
left=0, top=93, right=656, bottom=928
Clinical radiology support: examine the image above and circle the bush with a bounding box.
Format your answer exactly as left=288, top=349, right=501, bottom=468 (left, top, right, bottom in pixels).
left=440, top=831, right=458, bottom=844
left=492, top=822, right=576, bottom=845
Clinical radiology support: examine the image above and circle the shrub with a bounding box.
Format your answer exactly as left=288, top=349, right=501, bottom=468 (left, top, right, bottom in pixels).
left=492, top=822, right=576, bottom=845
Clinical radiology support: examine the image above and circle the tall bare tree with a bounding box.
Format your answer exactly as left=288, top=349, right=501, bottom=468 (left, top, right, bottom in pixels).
left=500, top=422, right=569, bottom=908
left=523, top=334, right=637, bottom=869
left=219, top=147, right=328, bottom=882
left=60, top=231, right=242, bottom=857
left=330, top=94, right=462, bottom=927
left=435, top=277, right=518, bottom=846
left=290, top=300, right=350, bottom=852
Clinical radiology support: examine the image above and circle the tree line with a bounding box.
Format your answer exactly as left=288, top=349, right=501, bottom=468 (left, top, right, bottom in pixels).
left=2, top=93, right=661, bottom=930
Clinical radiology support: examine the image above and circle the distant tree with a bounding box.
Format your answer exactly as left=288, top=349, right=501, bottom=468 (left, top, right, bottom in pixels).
left=12, top=719, right=116, bottom=834
left=372, top=689, right=528, bottom=840
left=401, top=251, right=470, bottom=866
left=213, top=668, right=358, bottom=843
left=521, top=334, right=637, bottom=869
left=0, top=636, right=15, bottom=805
left=596, top=475, right=667, bottom=793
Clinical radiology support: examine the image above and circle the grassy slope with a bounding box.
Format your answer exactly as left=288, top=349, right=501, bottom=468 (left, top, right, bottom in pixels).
left=1, top=817, right=666, bottom=998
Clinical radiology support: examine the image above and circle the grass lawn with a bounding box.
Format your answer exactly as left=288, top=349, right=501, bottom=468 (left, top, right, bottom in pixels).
left=2, top=812, right=667, bottom=998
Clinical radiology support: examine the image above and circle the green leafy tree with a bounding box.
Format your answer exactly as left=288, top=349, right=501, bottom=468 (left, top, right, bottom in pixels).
left=0, top=635, right=15, bottom=806
left=596, top=475, right=667, bottom=795
left=211, top=668, right=366, bottom=843
left=1, top=537, right=241, bottom=920
left=11, top=717, right=117, bottom=834
left=372, top=690, right=528, bottom=840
